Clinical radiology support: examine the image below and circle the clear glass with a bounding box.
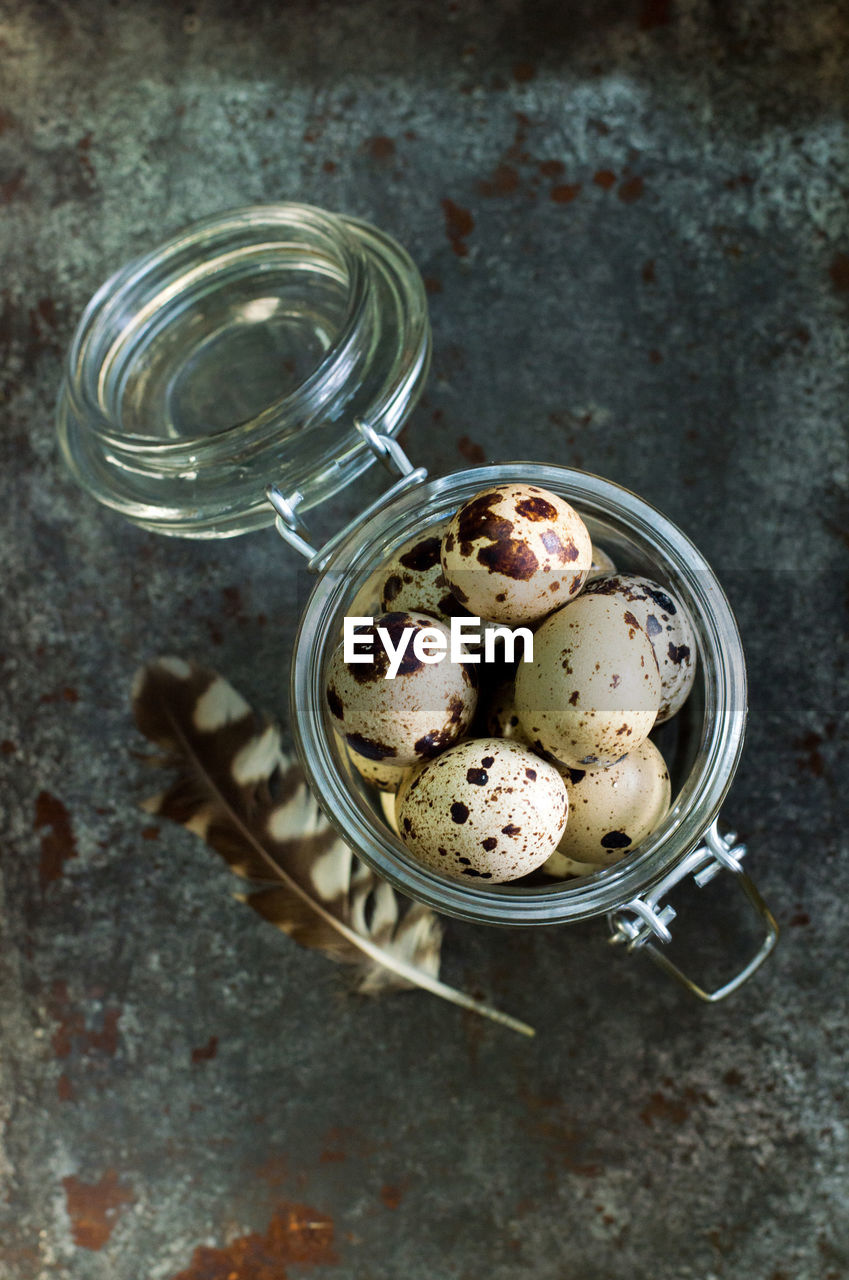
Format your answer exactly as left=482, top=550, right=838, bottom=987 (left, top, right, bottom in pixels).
left=290, top=464, right=747, bottom=927
left=56, top=205, right=431, bottom=537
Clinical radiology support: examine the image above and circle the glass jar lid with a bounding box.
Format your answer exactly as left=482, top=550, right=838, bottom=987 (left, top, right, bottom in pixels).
left=56, top=204, right=432, bottom=537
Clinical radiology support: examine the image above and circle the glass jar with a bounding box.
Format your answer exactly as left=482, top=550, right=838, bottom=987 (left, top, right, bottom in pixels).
left=56, top=205, right=431, bottom=537
left=280, top=430, right=777, bottom=1001
left=57, top=205, right=777, bottom=1000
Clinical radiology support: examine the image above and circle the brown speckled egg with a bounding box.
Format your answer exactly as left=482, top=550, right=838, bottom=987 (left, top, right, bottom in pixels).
left=585, top=574, right=697, bottom=723
left=379, top=525, right=472, bottom=622
left=554, top=739, right=671, bottom=865
left=397, top=737, right=568, bottom=882
left=326, top=611, right=477, bottom=767
left=484, top=679, right=532, bottom=744
left=514, top=592, right=662, bottom=767
left=441, top=484, right=592, bottom=624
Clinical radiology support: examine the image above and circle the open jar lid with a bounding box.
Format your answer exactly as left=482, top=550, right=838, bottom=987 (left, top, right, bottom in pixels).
left=56, top=204, right=432, bottom=538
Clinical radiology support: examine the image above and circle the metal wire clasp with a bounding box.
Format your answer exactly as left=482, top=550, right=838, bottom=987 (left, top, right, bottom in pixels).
left=607, top=819, right=779, bottom=1002
left=266, top=421, right=428, bottom=573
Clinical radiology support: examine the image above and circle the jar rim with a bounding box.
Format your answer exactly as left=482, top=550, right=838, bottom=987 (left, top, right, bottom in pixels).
left=290, top=463, right=748, bottom=927
left=56, top=203, right=431, bottom=537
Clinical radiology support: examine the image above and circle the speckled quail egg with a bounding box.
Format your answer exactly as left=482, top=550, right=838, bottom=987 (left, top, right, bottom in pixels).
left=326, top=611, right=477, bottom=767
left=440, top=484, right=592, bottom=625
left=397, top=738, right=568, bottom=882
left=484, top=679, right=532, bottom=745
left=514, top=592, right=662, bottom=768
left=587, top=543, right=617, bottom=583
left=379, top=525, right=472, bottom=622
left=585, top=574, right=697, bottom=722
left=554, top=739, right=671, bottom=865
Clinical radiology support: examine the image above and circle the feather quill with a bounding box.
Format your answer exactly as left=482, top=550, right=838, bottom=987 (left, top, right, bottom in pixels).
left=132, top=657, right=534, bottom=1035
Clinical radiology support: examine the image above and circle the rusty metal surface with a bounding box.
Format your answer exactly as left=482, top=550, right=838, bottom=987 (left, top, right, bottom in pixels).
left=2, top=1, right=848, bottom=1277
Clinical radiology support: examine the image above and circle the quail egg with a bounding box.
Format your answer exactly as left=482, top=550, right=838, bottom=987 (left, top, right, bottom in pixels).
left=326, top=611, right=477, bottom=767
left=397, top=737, right=568, bottom=882
left=514, top=592, right=662, bottom=767
left=379, top=526, right=471, bottom=622
left=440, top=484, right=592, bottom=624
left=554, top=739, right=671, bottom=865
left=584, top=574, right=696, bottom=723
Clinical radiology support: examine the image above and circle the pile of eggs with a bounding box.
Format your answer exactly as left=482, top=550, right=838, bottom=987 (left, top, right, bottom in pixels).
left=325, top=483, right=697, bottom=885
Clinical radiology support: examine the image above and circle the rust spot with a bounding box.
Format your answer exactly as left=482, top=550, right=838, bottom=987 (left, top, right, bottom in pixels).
left=642, top=259, right=656, bottom=284
left=362, top=134, right=395, bottom=162
left=62, top=1170, right=134, bottom=1250
left=512, top=60, right=536, bottom=82
left=789, top=909, right=810, bottom=927
left=457, top=435, right=485, bottom=464
left=794, top=730, right=825, bottom=778
left=593, top=169, right=616, bottom=190
left=648, top=348, right=663, bottom=364
left=441, top=198, right=474, bottom=257
left=1, top=739, right=15, bottom=754
left=639, top=0, right=672, bottom=26
left=477, top=163, right=520, bottom=197
left=191, top=1035, right=218, bottom=1064
left=34, top=791, right=77, bottom=888
left=380, top=1183, right=405, bottom=1210
left=551, top=183, right=581, bottom=204
left=172, top=1202, right=337, bottom=1278
left=141, top=825, right=160, bottom=841
left=57, top=1073, right=74, bottom=1102
left=618, top=175, right=644, bottom=203
left=830, top=253, right=849, bottom=293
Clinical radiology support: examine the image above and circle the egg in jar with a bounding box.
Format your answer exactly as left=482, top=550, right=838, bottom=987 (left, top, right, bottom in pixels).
left=326, top=611, right=477, bottom=767
left=514, top=592, right=662, bottom=767
left=397, top=738, right=568, bottom=882
left=440, top=484, right=592, bottom=625
left=553, top=738, right=671, bottom=866
left=584, top=573, right=696, bottom=723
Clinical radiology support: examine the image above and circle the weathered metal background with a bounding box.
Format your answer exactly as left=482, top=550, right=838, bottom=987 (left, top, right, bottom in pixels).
left=1, top=1, right=847, bottom=1276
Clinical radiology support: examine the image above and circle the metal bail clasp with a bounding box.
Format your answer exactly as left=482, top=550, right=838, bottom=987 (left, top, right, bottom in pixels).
left=607, top=819, right=779, bottom=1002
left=266, top=421, right=428, bottom=573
